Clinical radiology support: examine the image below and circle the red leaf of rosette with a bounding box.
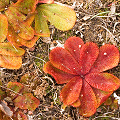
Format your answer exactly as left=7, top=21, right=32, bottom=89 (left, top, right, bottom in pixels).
left=64, top=37, right=84, bottom=63
left=49, top=47, right=81, bottom=75
left=43, top=61, right=75, bottom=84
left=60, top=76, right=82, bottom=105
left=90, top=44, right=119, bottom=73
left=79, top=81, right=97, bottom=117
left=14, top=93, right=40, bottom=111
left=92, top=88, right=113, bottom=107
left=79, top=42, right=99, bottom=75
left=85, top=73, right=120, bottom=92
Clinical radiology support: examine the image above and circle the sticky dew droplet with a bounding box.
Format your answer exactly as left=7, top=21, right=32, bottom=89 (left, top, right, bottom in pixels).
left=104, top=52, right=107, bottom=55
left=79, top=45, right=81, bottom=48
left=40, top=30, right=42, bottom=33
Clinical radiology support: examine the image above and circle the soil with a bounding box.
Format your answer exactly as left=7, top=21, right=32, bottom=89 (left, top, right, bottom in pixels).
left=0, top=0, right=120, bottom=120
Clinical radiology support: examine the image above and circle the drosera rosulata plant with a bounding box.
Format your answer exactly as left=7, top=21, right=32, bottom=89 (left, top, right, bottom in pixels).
left=0, top=0, right=76, bottom=69
left=0, top=80, right=40, bottom=119
left=43, top=36, right=120, bottom=117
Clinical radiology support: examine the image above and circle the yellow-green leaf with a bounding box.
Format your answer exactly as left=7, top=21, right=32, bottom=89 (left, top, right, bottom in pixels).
left=35, top=9, right=50, bottom=37
left=38, top=4, right=76, bottom=31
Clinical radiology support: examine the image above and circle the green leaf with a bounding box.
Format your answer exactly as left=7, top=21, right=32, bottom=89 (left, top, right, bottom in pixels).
left=38, top=4, right=76, bottom=31
left=0, top=14, right=8, bottom=42
left=35, top=9, right=50, bottom=36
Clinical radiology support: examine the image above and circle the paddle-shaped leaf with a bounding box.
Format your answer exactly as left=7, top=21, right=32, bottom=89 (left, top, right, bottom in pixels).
left=7, top=82, right=24, bottom=99
left=0, top=14, right=8, bottom=42
left=85, top=73, right=120, bottom=92
left=38, top=4, right=76, bottom=31
left=43, top=61, right=75, bottom=84
left=0, top=55, right=22, bottom=69
left=14, top=0, right=37, bottom=14
left=60, top=76, right=82, bottom=105
left=0, top=43, right=25, bottom=56
left=14, top=93, right=40, bottom=111
left=35, top=8, right=50, bottom=36
left=5, top=7, right=34, bottom=40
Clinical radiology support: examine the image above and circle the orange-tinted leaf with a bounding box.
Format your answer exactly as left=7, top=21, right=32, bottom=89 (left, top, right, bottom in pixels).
left=79, top=81, right=97, bottom=117
left=5, top=6, right=26, bottom=24
left=38, top=0, right=54, bottom=4
left=7, top=82, right=24, bottom=99
left=24, top=14, right=35, bottom=25
left=0, top=43, right=25, bottom=56
left=20, top=36, right=39, bottom=48
left=35, top=8, right=50, bottom=37
left=79, top=42, right=99, bottom=75
left=85, top=73, right=120, bottom=92
left=43, top=61, right=75, bottom=84
left=7, top=24, right=23, bottom=46
left=0, top=0, right=9, bottom=11
left=14, top=0, right=37, bottom=14
left=39, top=4, right=76, bottom=31
left=92, top=88, right=112, bottom=107
left=0, top=55, right=22, bottom=69
left=15, top=22, right=35, bottom=40
left=90, top=44, right=119, bottom=73
left=14, top=93, right=40, bottom=111
left=0, top=14, right=8, bottom=42
left=49, top=47, right=81, bottom=75
left=71, top=98, right=81, bottom=107
left=7, top=24, right=38, bottom=47
left=64, top=37, right=84, bottom=63
left=5, top=7, right=34, bottom=40
left=60, top=76, right=82, bottom=105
